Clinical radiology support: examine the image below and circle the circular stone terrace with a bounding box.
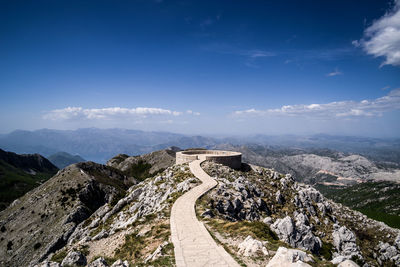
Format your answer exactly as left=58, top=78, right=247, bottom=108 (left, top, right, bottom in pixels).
left=176, top=149, right=242, bottom=169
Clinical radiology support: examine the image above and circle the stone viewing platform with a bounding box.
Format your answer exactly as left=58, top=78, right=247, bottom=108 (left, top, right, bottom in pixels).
left=176, top=149, right=242, bottom=169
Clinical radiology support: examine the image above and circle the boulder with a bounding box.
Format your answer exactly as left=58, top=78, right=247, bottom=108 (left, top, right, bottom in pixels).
left=332, top=225, right=361, bottom=258
left=275, top=190, right=284, bottom=204
left=337, top=260, right=359, bottom=267
left=34, top=261, right=61, bottom=267
left=331, top=256, right=348, bottom=265
left=271, top=216, right=295, bottom=246
left=263, top=216, right=273, bottom=225
left=271, top=215, right=321, bottom=253
left=61, top=251, right=87, bottom=266
left=266, top=247, right=312, bottom=267
left=88, top=257, right=109, bottom=267
left=201, top=209, right=214, bottom=218
left=237, top=235, right=268, bottom=257
left=110, top=259, right=130, bottom=267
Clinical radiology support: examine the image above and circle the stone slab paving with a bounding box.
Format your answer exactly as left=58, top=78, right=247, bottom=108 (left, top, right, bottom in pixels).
left=170, top=157, right=241, bottom=267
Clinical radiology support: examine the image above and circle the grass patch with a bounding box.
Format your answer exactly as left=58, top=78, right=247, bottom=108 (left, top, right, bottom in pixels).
left=51, top=249, right=68, bottom=263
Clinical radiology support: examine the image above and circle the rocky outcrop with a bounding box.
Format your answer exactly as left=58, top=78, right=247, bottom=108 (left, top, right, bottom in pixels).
left=266, top=247, right=313, bottom=267
left=61, top=251, right=86, bottom=266
left=88, top=257, right=108, bottom=267
left=107, top=149, right=177, bottom=180
left=237, top=235, right=269, bottom=257
left=332, top=225, right=362, bottom=260
left=376, top=241, right=400, bottom=265
left=338, top=260, right=360, bottom=267
left=110, top=260, right=129, bottom=267
left=271, top=214, right=322, bottom=253
left=201, top=161, right=400, bottom=266
left=206, top=175, right=270, bottom=221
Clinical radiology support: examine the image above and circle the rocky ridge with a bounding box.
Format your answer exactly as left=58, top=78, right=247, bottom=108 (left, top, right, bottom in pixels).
left=106, top=148, right=178, bottom=181
left=198, top=161, right=400, bottom=266
left=27, top=163, right=197, bottom=267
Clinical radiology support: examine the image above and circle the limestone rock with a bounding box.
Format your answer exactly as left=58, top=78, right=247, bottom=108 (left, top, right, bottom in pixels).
left=144, top=241, right=169, bottom=263
left=92, top=229, right=108, bottom=241
left=201, top=209, right=214, bottom=218
left=331, top=256, right=348, bottom=265
left=266, top=247, right=313, bottom=267
left=61, top=251, right=87, bottom=266
left=263, top=216, right=273, bottom=225
left=88, top=257, right=109, bottom=267
left=332, top=225, right=362, bottom=259
left=34, top=261, right=61, bottom=267
left=110, top=259, right=130, bottom=267
left=275, top=190, right=284, bottom=204
left=395, top=234, right=400, bottom=250
left=338, top=260, right=359, bottom=267
left=376, top=241, right=400, bottom=265
left=237, top=235, right=268, bottom=257
left=271, top=215, right=321, bottom=253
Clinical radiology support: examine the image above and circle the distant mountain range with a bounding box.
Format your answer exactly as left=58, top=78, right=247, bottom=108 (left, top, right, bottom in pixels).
left=0, top=128, right=216, bottom=163
left=0, top=128, right=399, bottom=165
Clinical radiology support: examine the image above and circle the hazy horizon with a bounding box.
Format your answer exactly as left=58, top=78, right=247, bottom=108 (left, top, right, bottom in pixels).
left=1, top=127, right=400, bottom=140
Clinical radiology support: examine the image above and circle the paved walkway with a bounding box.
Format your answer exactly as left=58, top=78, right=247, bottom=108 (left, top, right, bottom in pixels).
left=170, top=157, right=240, bottom=267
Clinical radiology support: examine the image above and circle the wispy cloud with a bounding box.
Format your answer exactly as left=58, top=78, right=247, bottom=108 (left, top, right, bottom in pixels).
left=234, top=89, right=400, bottom=119
left=326, top=68, right=343, bottom=77
left=381, top=85, right=391, bottom=90
left=202, top=43, right=275, bottom=67
left=43, top=107, right=199, bottom=120
left=354, top=0, right=400, bottom=67
left=186, top=110, right=200, bottom=116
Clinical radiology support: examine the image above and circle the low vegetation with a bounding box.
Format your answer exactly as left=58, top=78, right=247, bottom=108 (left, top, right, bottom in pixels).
left=316, top=182, right=400, bottom=229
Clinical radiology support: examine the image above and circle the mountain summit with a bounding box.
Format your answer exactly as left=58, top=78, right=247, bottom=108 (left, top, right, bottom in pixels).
left=0, top=148, right=399, bottom=267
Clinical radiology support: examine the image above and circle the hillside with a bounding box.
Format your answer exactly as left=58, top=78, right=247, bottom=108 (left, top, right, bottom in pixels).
left=0, top=161, right=136, bottom=267
left=0, top=149, right=58, bottom=210
left=106, top=148, right=179, bottom=181
left=197, top=161, right=400, bottom=266
left=0, top=152, right=198, bottom=267
left=214, top=144, right=400, bottom=185
left=1, top=149, right=400, bottom=266
left=48, top=152, right=86, bottom=169
left=316, top=182, right=400, bottom=229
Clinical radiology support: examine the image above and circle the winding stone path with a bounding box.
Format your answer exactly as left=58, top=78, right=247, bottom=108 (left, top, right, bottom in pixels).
left=170, top=157, right=240, bottom=267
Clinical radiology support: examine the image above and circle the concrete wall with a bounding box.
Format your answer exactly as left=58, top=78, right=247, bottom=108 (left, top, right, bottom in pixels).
left=176, top=150, right=242, bottom=169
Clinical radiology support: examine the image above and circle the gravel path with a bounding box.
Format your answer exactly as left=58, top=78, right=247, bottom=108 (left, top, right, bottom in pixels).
left=170, top=157, right=240, bottom=267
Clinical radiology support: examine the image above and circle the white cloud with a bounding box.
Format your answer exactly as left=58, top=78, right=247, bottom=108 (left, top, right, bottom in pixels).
left=326, top=68, right=343, bottom=77
left=234, top=89, right=400, bottom=118
left=43, top=107, right=189, bottom=120
left=186, top=110, right=200, bottom=116
left=355, top=0, right=400, bottom=66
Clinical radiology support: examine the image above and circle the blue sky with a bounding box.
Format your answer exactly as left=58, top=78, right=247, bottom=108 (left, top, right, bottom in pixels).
left=1, top=0, right=399, bottom=137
